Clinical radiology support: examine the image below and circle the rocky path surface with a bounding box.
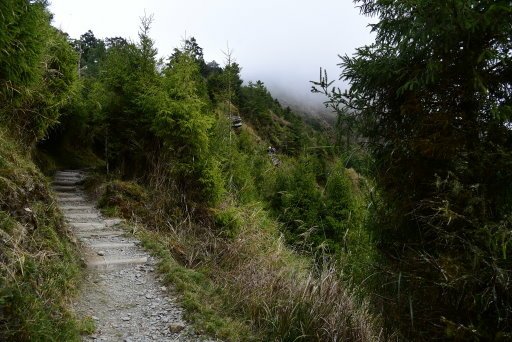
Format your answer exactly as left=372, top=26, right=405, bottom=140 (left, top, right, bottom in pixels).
left=53, top=170, right=203, bottom=342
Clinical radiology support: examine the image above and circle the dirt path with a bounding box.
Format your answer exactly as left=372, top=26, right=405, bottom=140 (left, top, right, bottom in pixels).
left=53, top=170, right=205, bottom=342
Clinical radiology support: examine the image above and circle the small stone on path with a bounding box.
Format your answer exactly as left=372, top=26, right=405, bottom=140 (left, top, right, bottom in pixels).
left=169, top=323, right=185, bottom=333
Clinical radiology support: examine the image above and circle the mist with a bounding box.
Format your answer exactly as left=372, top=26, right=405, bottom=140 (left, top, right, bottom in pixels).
left=49, top=0, right=374, bottom=115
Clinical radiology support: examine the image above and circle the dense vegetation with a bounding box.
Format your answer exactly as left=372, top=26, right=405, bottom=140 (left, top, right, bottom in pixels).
left=1, top=0, right=511, bottom=341
left=43, top=15, right=379, bottom=340
left=314, top=0, right=512, bottom=339
left=0, top=1, right=84, bottom=340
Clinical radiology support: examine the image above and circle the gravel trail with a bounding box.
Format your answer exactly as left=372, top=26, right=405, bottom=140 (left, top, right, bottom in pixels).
left=53, top=170, right=206, bottom=342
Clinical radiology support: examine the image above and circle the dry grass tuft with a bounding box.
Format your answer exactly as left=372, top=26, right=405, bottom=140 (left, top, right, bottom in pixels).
left=211, top=205, right=383, bottom=341
left=97, top=174, right=384, bottom=341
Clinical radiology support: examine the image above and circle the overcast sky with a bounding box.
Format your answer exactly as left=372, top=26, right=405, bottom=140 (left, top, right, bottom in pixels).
left=48, top=0, right=374, bottom=108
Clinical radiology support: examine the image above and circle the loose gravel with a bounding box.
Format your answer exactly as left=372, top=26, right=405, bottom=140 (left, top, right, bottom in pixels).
left=53, top=170, right=212, bottom=342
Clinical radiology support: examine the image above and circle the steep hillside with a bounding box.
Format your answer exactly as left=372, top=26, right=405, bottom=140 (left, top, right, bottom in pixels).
left=0, top=2, right=85, bottom=339
left=1, top=0, right=509, bottom=340
left=0, top=3, right=382, bottom=340
left=84, top=114, right=382, bottom=340
left=37, top=22, right=382, bottom=340
left=0, top=129, right=82, bottom=340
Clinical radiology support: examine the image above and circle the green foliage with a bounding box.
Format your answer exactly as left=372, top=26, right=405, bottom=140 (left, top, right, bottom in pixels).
left=157, top=53, right=212, bottom=161
left=0, top=0, right=79, bottom=144
left=23, top=28, right=79, bottom=142
left=98, top=180, right=149, bottom=220
left=324, top=161, right=359, bottom=244
left=263, top=153, right=377, bottom=289
left=240, top=81, right=276, bottom=130
left=0, top=0, right=49, bottom=92
left=198, top=157, right=226, bottom=205
left=213, top=207, right=243, bottom=238
left=155, top=51, right=221, bottom=203
left=240, top=81, right=323, bottom=154
left=0, top=128, right=82, bottom=341
left=168, top=37, right=207, bottom=76
left=64, top=24, right=225, bottom=205
left=206, top=61, right=243, bottom=105
left=322, top=0, right=512, bottom=339
left=76, top=30, right=106, bottom=78
left=270, top=156, right=324, bottom=247
left=92, top=22, right=162, bottom=176
left=207, top=116, right=263, bottom=204
left=268, top=156, right=363, bottom=253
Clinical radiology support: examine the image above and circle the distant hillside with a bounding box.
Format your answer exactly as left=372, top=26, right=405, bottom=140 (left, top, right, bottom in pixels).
left=274, top=95, right=337, bottom=134
left=263, top=86, right=334, bottom=125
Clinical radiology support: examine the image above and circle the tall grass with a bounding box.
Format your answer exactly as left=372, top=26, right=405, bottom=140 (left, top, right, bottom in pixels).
left=212, top=205, right=382, bottom=341
left=90, top=116, right=383, bottom=341
left=97, top=175, right=383, bottom=341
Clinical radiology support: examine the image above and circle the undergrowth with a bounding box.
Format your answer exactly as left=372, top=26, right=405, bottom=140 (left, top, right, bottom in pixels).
left=92, top=176, right=383, bottom=341
left=0, top=128, right=83, bottom=341
left=137, top=229, right=254, bottom=340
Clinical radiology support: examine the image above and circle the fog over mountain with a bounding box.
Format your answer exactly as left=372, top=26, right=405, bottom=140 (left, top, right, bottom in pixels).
left=49, top=0, right=374, bottom=116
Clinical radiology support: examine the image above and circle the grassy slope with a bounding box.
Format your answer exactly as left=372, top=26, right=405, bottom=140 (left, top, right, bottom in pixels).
left=79, top=108, right=382, bottom=341
left=0, top=128, right=83, bottom=341
left=89, top=176, right=382, bottom=341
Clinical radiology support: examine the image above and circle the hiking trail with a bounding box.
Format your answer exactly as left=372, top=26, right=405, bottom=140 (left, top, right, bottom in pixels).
left=53, top=170, right=208, bottom=342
